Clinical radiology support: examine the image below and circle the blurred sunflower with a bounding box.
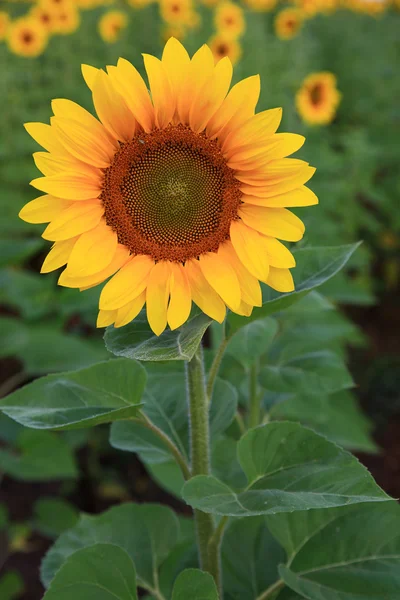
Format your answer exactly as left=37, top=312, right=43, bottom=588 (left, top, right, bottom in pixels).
left=30, top=5, right=57, bottom=33
left=7, top=17, right=48, bottom=58
left=344, top=0, right=388, bottom=14
left=243, top=0, right=276, bottom=11
left=0, top=11, right=10, bottom=41
left=20, top=38, right=317, bottom=335
left=214, top=1, right=245, bottom=39
left=159, top=0, right=194, bottom=25
left=274, top=8, right=303, bottom=39
left=296, top=72, right=341, bottom=125
left=44, top=0, right=80, bottom=35
left=293, top=0, right=321, bottom=17
left=98, top=10, right=127, bottom=43
left=209, top=33, right=241, bottom=65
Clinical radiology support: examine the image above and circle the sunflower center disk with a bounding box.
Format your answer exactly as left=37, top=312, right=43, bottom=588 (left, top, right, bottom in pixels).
left=101, top=125, right=242, bottom=262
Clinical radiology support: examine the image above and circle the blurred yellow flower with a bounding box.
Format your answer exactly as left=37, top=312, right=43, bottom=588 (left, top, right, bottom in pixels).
left=0, top=11, right=10, bottom=41
left=214, top=1, right=245, bottom=39
left=161, top=24, right=186, bottom=42
left=274, top=7, right=303, bottom=39
left=344, top=0, right=389, bottom=14
left=98, top=10, right=128, bottom=43
left=20, top=38, right=317, bottom=334
left=159, top=0, right=194, bottom=25
left=7, top=17, right=48, bottom=57
left=53, top=3, right=81, bottom=35
left=243, top=0, right=277, bottom=11
left=30, top=5, right=58, bottom=33
left=293, top=0, right=321, bottom=17
left=208, top=33, right=241, bottom=64
left=296, top=72, right=341, bottom=125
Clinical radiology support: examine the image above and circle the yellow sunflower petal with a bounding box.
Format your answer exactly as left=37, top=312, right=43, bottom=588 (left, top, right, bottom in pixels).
left=206, top=75, right=260, bottom=140
left=99, top=254, right=154, bottom=310
left=107, top=59, right=154, bottom=132
left=267, top=266, right=295, bottom=292
left=167, top=263, right=191, bottom=330
left=24, top=122, right=64, bottom=154
left=92, top=70, right=137, bottom=142
left=81, top=64, right=99, bottom=91
left=262, top=236, right=296, bottom=268
left=226, top=133, right=305, bottom=167
left=33, top=151, right=98, bottom=178
left=189, top=56, right=233, bottom=134
left=66, top=220, right=118, bottom=277
left=222, top=108, right=283, bottom=154
left=143, top=54, right=175, bottom=130
left=97, top=309, right=117, bottom=328
left=30, top=172, right=101, bottom=201
left=239, top=205, right=305, bottom=242
left=177, top=44, right=215, bottom=125
left=240, top=166, right=316, bottom=198
left=52, top=116, right=116, bottom=168
left=230, top=219, right=270, bottom=282
left=230, top=300, right=253, bottom=317
left=219, top=241, right=262, bottom=307
left=242, top=185, right=318, bottom=208
left=114, top=291, right=146, bottom=328
left=199, top=250, right=241, bottom=310
left=42, top=201, right=104, bottom=241
left=146, top=261, right=171, bottom=336
left=184, top=259, right=226, bottom=323
left=19, top=195, right=71, bottom=224
left=59, top=244, right=130, bottom=289
left=161, top=37, right=190, bottom=110
left=41, top=238, right=78, bottom=273
left=235, top=159, right=309, bottom=186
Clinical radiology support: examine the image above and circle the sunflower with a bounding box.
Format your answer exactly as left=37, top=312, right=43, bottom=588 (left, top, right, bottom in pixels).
left=98, top=10, right=127, bottom=43
left=20, top=38, right=317, bottom=335
left=274, top=8, right=303, bottom=39
left=0, top=11, right=10, bottom=41
left=159, top=0, right=194, bottom=25
left=296, top=72, right=341, bottom=125
left=209, top=33, right=242, bottom=65
left=243, top=0, right=277, bottom=11
left=344, top=0, right=388, bottom=14
left=214, top=1, right=245, bottom=39
left=53, top=3, right=80, bottom=35
left=292, top=0, right=321, bottom=17
left=7, top=17, right=48, bottom=58
left=30, top=5, right=58, bottom=33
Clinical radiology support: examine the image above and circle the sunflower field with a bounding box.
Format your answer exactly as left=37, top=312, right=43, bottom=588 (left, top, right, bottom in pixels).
left=0, top=0, right=399, bottom=598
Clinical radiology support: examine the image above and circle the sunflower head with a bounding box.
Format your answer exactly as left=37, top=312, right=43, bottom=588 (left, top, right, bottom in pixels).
left=208, top=33, right=242, bottom=65
left=98, top=10, right=128, bottom=43
left=214, top=2, right=245, bottom=39
left=296, top=71, right=341, bottom=125
left=20, top=38, right=317, bottom=336
left=159, top=0, right=194, bottom=25
left=7, top=17, right=48, bottom=58
left=274, top=8, right=303, bottom=39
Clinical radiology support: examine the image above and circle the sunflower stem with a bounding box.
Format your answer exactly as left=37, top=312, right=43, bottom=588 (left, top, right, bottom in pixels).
left=186, top=343, right=222, bottom=593
left=206, top=321, right=228, bottom=402
left=248, top=361, right=261, bottom=428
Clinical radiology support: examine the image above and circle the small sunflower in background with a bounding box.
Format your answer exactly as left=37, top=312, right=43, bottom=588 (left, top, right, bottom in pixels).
left=293, top=0, right=321, bottom=17
left=296, top=72, right=341, bottom=125
left=7, top=17, right=48, bottom=58
left=243, top=0, right=277, bottom=12
left=20, top=38, right=317, bottom=335
left=274, top=7, right=303, bottom=39
left=214, top=1, right=245, bottom=40
left=159, top=0, right=194, bottom=26
left=208, top=33, right=242, bottom=65
left=51, top=1, right=81, bottom=35
left=98, top=10, right=128, bottom=43
left=30, top=5, right=58, bottom=34
left=344, top=0, right=389, bottom=15
left=0, top=11, right=10, bottom=41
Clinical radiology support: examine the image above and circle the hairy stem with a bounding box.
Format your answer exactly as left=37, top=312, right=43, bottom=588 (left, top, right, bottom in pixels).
left=256, top=579, right=285, bottom=600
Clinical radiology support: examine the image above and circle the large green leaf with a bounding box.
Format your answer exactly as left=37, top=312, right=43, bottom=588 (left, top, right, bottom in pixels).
left=41, top=503, right=179, bottom=594
left=182, top=422, right=389, bottom=517
left=268, top=502, right=400, bottom=600
left=221, top=518, right=285, bottom=600
left=104, top=309, right=212, bottom=362
left=0, top=430, right=77, bottom=481
left=33, top=498, right=79, bottom=538
left=43, top=544, right=138, bottom=600
left=0, top=359, right=146, bottom=430
left=226, top=317, right=278, bottom=365
left=227, top=243, right=361, bottom=331
left=171, top=569, right=219, bottom=600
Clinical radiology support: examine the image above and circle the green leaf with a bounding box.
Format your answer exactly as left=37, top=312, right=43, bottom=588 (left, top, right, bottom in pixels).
left=0, top=238, right=43, bottom=268
left=41, top=503, right=179, bottom=591
left=0, top=317, right=29, bottom=358
left=182, top=422, right=389, bottom=517
left=0, top=430, right=77, bottom=481
left=0, top=571, right=24, bottom=600
left=269, top=502, right=400, bottom=600
left=226, top=317, right=278, bottom=365
left=171, top=569, right=219, bottom=600
left=0, top=268, right=56, bottom=321
left=33, top=498, right=79, bottom=538
left=0, top=359, right=146, bottom=430
left=105, top=309, right=212, bottom=362
left=260, top=350, right=353, bottom=401
left=228, top=243, right=361, bottom=331
left=43, top=544, right=138, bottom=600
left=147, top=461, right=186, bottom=499
left=271, top=391, right=378, bottom=453
left=221, top=518, right=285, bottom=600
